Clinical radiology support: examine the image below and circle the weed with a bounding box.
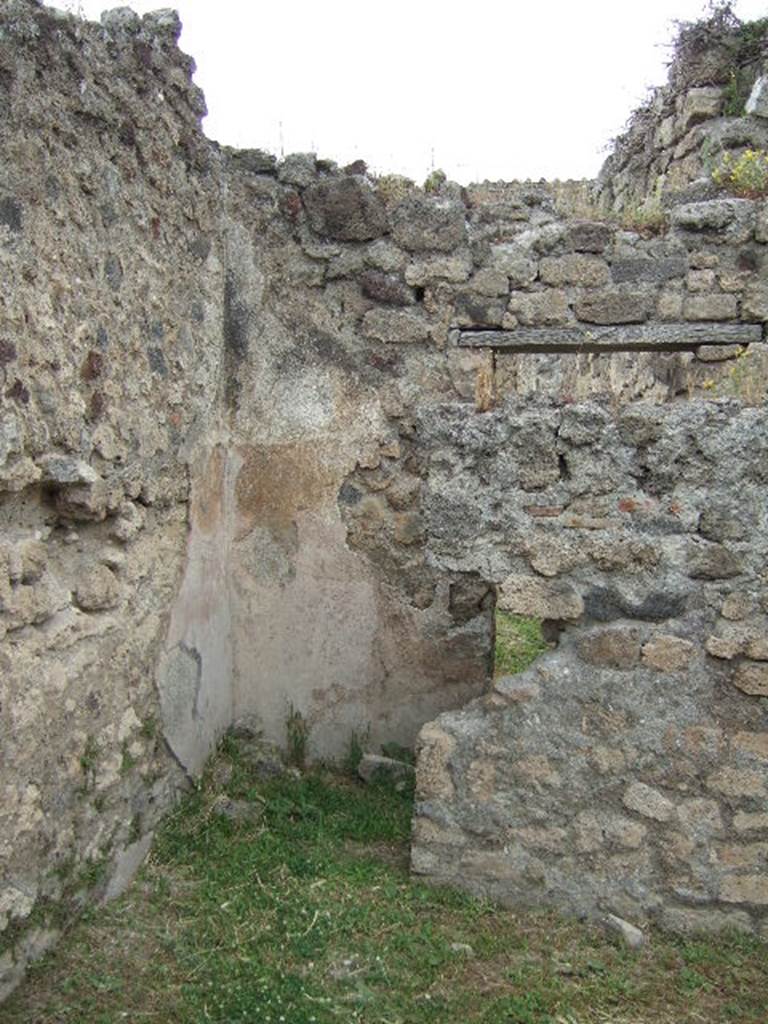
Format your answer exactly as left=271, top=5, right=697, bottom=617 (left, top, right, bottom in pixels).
left=128, top=814, right=142, bottom=845
left=715, top=344, right=768, bottom=404
left=343, top=724, right=370, bottom=776
left=618, top=198, right=669, bottom=238
left=713, top=148, right=768, bottom=198
left=423, top=168, right=447, bottom=193
left=139, top=714, right=158, bottom=741
left=495, top=611, right=550, bottom=677
left=380, top=741, right=415, bottom=765
left=285, top=701, right=309, bottom=769
left=119, top=741, right=135, bottom=777
left=78, top=734, right=99, bottom=793
left=723, top=67, right=751, bottom=116
left=375, top=173, right=413, bottom=205
left=74, top=855, right=110, bottom=892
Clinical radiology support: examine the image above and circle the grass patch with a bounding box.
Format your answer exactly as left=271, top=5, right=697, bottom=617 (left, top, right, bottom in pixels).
left=494, top=610, right=550, bottom=677
left=5, top=755, right=768, bottom=1023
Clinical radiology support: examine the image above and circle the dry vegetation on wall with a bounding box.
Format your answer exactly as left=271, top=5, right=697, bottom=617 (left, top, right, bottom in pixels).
left=596, top=4, right=768, bottom=212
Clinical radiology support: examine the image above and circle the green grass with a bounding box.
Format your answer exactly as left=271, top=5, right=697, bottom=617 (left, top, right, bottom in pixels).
left=494, top=611, right=550, bottom=677
left=5, top=740, right=768, bottom=1023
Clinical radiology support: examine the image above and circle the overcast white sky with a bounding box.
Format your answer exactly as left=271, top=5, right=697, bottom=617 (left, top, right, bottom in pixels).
left=49, top=0, right=768, bottom=183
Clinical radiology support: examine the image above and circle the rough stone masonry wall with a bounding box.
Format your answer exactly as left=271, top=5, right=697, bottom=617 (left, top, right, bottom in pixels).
left=410, top=399, right=768, bottom=938
left=597, top=10, right=768, bottom=212
left=2, top=0, right=768, bottom=1001
left=0, top=1, right=229, bottom=998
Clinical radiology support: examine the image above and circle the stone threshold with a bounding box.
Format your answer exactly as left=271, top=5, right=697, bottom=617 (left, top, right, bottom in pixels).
left=456, top=322, right=763, bottom=352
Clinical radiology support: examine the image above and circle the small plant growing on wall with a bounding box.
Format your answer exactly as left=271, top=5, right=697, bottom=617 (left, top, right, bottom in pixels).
left=712, top=149, right=768, bottom=198
left=619, top=199, right=669, bottom=238
left=716, top=345, right=768, bottom=405
left=285, top=702, right=309, bottom=769
left=423, top=169, right=447, bottom=194
left=343, top=725, right=370, bottom=776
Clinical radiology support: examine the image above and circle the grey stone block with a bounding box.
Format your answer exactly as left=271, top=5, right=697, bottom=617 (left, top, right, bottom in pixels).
left=458, top=323, right=761, bottom=350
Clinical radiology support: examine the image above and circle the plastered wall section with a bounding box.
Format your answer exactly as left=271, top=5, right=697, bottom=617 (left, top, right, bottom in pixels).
left=216, top=206, right=493, bottom=758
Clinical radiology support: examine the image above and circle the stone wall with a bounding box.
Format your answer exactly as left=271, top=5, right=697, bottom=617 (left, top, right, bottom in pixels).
left=2, top=0, right=768, bottom=1000
left=596, top=10, right=768, bottom=212
left=410, top=399, right=768, bottom=938
left=0, top=1, right=228, bottom=997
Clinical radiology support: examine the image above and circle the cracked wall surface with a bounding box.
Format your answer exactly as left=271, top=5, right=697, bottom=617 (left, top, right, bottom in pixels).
left=1, top=0, right=768, bottom=999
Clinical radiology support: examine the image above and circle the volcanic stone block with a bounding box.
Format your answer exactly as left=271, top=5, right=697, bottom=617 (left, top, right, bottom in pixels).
left=680, top=87, right=723, bottom=131
left=390, top=195, right=466, bottom=252
left=623, top=782, right=675, bottom=822
left=489, top=244, right=537, bottom=287
left=539, top=254, right=610, bottom=287
left=642, top=634, right=694, bottom=671
left=734, top=662, right=768, bottom=696
left=578, top=626, right=641, bottom=669
left=574, top=287, right=655, bottom=325
left=304, top=176, right=387, bottom=241
left=566, top=220, right=614, bottom=253
left=687, top=541, right=742, bottom=579
left=611, top=257, right=687, bottom=284
left=746, top=75, right=768, bottom=119
left=498, top=575, right=583, bottom=620
left=683, top=294, right=738, bottom=321
left=362, top=308, right=431, bottom=344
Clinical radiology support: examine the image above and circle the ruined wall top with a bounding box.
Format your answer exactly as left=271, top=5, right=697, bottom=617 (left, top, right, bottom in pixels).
left=597, top=8, right=768, bottom=213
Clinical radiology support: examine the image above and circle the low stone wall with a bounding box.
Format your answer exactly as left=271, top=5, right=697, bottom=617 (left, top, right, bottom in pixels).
left=411, top=399, right=768, bottom=937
